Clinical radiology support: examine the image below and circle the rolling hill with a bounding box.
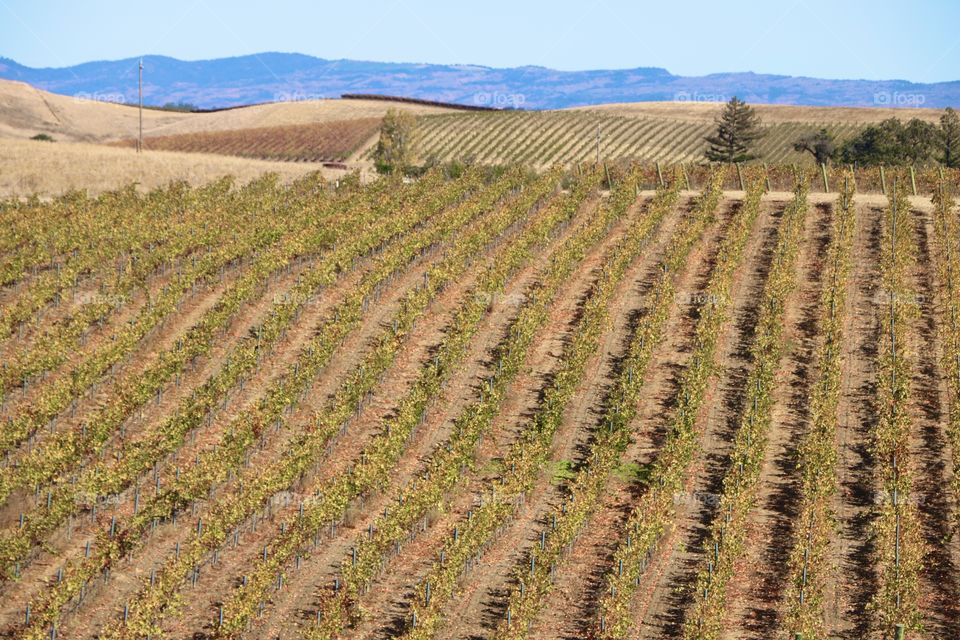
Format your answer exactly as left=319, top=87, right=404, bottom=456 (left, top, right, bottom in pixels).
left=2, top=53, right=959, bottom=110
left=1, top=77, right=955, bottom=196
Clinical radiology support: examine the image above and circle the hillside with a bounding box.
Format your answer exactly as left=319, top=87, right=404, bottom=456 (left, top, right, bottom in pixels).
left=0, top=79, right=191, bottom=142
left=0, top=137, right=338, bottom=196
left=3, top=53, right=959, bottom=109
left=570, top=100, right=945, bottom=123
left=110, top=118, right=382, bottom=163
left=400, top=109, right=867, bottom=167
left=2, top=78, right=955, bottom=186
left=0, top=78, right=457, bottom=143
left=2, top=164, right=960, bottom=640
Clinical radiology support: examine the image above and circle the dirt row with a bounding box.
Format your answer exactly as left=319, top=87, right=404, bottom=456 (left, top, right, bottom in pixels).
left=623, top=197, right=780, bottom=639
left=0, top=244, right=362, bottom=625
left=0, top=186, right=492, bottom=630
left=720, top=200, right=832, bottom=639
left=903, top=204, right=960, bottom=639
left=521, top=198, right=737, bottom=640
left=247, top=191, right=630, bottom=640
left=145, top=191, right=548, bottom=640
left=7, top=190, right=960, bottom=640
left=428, top=194, right=688, bottom=640
left=45, top=187, right=572, bottom=639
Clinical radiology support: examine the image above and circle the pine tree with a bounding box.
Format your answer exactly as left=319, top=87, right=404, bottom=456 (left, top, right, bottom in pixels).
left=942, top=107, right=960, bottom=168
left=705, top=97, right=765, bottom=163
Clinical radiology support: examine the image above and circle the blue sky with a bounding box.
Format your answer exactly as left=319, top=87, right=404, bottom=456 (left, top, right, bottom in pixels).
left=2, top=0, right=959, bottom=83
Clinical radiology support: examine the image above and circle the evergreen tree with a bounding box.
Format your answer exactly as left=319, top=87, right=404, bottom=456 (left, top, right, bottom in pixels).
left=942, top=107, right=960, bottom=168
left=837, top=117, right=940, bottom=166
left=704, top=97, right=765, bottom=163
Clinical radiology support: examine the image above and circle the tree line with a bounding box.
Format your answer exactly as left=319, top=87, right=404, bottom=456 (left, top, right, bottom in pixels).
left=705, top=97, right=960, bottom=167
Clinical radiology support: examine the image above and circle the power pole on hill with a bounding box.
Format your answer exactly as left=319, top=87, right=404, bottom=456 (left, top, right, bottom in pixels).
left=137, top=58, right=143, bottom=153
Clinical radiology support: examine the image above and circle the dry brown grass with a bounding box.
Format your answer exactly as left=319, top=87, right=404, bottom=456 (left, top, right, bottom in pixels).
left=0, top=80, right=192, bottom=142
left=149, top=99, right=454, bottom=136
left=0, top=138, right=359, bottom=197
left=568, top=100, right=945, bottom=124
left=0, top=79, right=458, bottom=143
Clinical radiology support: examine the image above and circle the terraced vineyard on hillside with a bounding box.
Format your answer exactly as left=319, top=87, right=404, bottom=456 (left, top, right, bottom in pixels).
left=360, top=110, right=867, bottom=167
left=2, top=163, right=960, bottom=640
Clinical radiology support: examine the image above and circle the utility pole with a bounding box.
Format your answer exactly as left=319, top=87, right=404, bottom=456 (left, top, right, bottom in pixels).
left=138, top=58, right=143, bottom=153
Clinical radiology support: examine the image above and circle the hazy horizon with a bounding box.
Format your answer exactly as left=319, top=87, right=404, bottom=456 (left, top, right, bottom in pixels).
left=2, top=0, right=959, bottom=84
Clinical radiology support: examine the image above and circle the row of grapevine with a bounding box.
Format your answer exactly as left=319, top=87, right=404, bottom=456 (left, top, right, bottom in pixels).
left=0, top=174, right=361, bottom=457
left=490, top=168, right=726, bottom=640
left=10, top=167, right=516, bottom=638
left=0, top=174, right=337, bottom=404
left=0, top=169, right=483, bottom=578
left=681, top=178, right=809, bottom=639
left=870, top=180, right=924, bottom=632
left=92, top=168, right=554, bottom=640
left=116, top=118, right=382, bottom=163
left=199, top=168, right=579, bottom=638
left=0, top=175, right=336, bottom=437
left=0, top=180, right=249, bottom=342
left=407, top=111, right=864, bottom=168
left=783, top=176, right=857, bottom=638
left=305, top=168, right=640, bottom=639
left=394, top=175, right=684, bottom=640
left=594, top=172, right=768, bottom=639
left=931, top=180, right=960, bottom=536
left=0, top=187, right=158, bottom=293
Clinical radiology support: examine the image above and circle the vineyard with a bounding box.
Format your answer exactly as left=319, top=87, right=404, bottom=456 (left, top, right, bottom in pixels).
left=361, top=110, right=868, bottom=167
left=112, top=119, right=382, bottom=163
left=3, top=161, right=960, bottom=640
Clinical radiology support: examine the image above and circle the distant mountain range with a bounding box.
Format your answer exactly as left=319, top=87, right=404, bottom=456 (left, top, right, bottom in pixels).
left=1, top=53, right=958, bottom=111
